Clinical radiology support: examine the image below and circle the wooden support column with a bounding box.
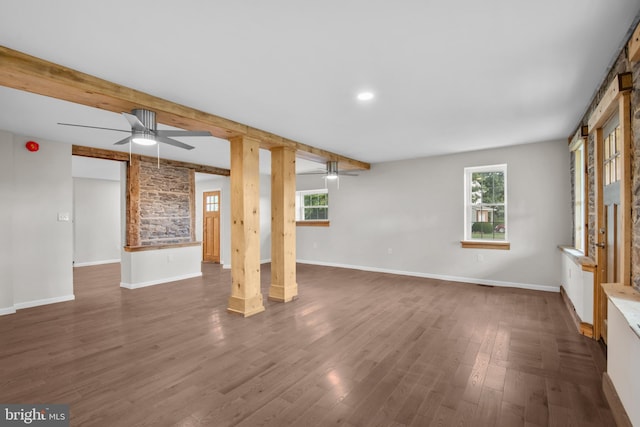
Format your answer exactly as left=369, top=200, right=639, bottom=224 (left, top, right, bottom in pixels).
left=227, top=135, right=265, bottom=317
left=126, top=155, right=141, bottom=247
left=269, top=147, right=298, bottom=302
left=618, top=91, right=632, bottom=286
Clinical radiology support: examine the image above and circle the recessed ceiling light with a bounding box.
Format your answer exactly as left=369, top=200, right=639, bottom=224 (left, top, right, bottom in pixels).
left=357, top=92, right=375, bottom=101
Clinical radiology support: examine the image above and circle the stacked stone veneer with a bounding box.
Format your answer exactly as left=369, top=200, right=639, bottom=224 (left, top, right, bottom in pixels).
left=571, top=46, right=640, bottom=291
left=138, top=157, right=193, bottom=246
left=632, top=59, right=640, bottom=291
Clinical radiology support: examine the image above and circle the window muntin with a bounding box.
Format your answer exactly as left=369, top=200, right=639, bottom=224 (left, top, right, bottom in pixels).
left=296, top=189, right=329, bottom=221
left=464, top=164, right=507, bottom=241
left=603, top=118, right=621, bottom=186
left=205, top=194, right=219, bottom=212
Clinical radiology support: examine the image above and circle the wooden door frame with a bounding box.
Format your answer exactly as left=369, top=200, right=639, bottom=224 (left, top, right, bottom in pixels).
left=588, top=73, right=632, bottom=341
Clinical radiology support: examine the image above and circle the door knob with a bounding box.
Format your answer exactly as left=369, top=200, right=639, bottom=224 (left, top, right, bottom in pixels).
left=595, top=242, right=605, bottom=248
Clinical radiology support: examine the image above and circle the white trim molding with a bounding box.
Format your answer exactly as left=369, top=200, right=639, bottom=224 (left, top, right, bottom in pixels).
left=0, top=306, right=17, bottom=316
left=74, top=259, right=121, bottom=267
left=120, top=272, right=203, bottom=290
left=13, top=294, right=76, bottom=311
left=296, top=259, right=559, bottom=293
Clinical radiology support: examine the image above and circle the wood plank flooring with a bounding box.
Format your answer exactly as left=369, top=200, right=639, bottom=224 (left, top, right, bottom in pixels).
left=0, top=263, right=614, bottom=426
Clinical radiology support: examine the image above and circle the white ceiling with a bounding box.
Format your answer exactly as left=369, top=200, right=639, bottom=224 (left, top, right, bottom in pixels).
left=1, top=1, right=639, bottom=173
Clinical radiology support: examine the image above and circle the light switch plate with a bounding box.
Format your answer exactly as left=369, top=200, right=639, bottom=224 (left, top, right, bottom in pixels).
left=57, top=212, right=70, bottom=222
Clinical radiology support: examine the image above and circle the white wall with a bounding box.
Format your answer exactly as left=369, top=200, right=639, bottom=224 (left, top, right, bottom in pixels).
left=73, top=177, right=121, bottom=266
left=120, top=246, right=202, bottom=288
left=560, top=249, right=594, bottom=323
left=297, top=140, right=571, bottom=290
left=260, top=173, right=271, bottom=263
left=1, top=132, right=74, bottom=311
left=607, top=300, right=640, bottom=426
left=0, top=131, right=15, bottom=314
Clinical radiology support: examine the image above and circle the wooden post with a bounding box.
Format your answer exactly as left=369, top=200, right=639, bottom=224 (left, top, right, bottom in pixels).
left=227, top=135, right=265, bottom=317
left=619, top=92, right=631, bottom=286
left=269, top=147, right=298, bottom=302
left=126, top=155, right=141, bottom=247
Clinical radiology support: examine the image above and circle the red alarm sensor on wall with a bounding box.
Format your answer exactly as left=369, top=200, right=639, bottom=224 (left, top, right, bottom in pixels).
left=25, top=141, right=39, bottom=152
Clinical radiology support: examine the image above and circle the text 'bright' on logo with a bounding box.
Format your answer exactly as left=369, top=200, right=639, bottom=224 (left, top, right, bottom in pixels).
left=1, top=404, right=69, bottom=426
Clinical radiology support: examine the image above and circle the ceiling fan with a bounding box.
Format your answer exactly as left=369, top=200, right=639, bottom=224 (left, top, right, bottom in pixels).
left=58, top=108, right=211, bottom=150
left=299, top=161, right=358, bottom=186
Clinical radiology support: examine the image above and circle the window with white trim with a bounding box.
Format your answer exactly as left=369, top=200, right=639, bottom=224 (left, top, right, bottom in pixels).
left=295, top=189, right=329, bottom=221
left=571, top=140, right=585, bottom=252
left=464, top=164, right=507, bottom=241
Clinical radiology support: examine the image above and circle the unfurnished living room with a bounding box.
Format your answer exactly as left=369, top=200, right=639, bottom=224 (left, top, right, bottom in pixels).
left=2, top=2, right=640, bottom=426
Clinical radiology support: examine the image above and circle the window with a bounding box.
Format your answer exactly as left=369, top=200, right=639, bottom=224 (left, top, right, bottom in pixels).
left=464, top=164, right=507, bottom=243
left=603, top=117, right=621, bottom=186
left=571, top=139, right=585, bottom=252
left=205, top=193, right=219, bottom=212
left=296, top=189, right=329, bottom=222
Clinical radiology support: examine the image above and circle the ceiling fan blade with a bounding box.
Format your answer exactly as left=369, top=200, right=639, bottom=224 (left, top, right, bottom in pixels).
left=113, top=136, right=131, bottom=145
left=156, top=136, right=195, bottom=150
left=156, top=130, right=212, bottom=138
left=122, top=112, right=147, bottom=131
left=339, top=172, right=359, bottom=176
left=57, top=122, right=130, bottom=133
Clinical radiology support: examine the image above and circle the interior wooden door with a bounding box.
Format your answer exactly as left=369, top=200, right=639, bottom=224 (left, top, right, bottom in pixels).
left=203, top=191, right=220, bottom=263
left=597, top=119, right=622, bottom=343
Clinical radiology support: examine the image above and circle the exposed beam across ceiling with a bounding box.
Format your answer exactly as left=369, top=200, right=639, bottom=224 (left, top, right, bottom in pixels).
left=0, top=46, right=370, bottom=172
left=71, top=145, right=230, bottom=176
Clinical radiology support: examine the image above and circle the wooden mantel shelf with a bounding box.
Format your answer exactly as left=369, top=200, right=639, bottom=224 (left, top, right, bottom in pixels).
left=124, top=242, right=201, bottom=252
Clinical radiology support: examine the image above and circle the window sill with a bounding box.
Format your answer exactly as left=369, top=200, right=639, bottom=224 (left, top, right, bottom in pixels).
left=124, top=241, right=201, bottom=252
left=558, top=245, right=596, bottom=272
left=296, top=221, right=330, bottom=227
left=460, top=241, right=510, bottom=250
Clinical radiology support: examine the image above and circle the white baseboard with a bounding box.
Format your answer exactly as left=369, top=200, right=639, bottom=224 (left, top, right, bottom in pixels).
left=74, top=259, right=120, bottom=267
left=222, top=259, right=271, bottom=270
left=296, top=259, right=560, bottom=293
left=13, top=294, right=76, bottom=310
left=0, top=306, right=17, bottom=316
left=120, top=272, right=203, bottom=289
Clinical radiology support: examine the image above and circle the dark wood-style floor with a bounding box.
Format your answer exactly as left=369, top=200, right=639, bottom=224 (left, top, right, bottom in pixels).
left=0, top=263, right=614, bottom=426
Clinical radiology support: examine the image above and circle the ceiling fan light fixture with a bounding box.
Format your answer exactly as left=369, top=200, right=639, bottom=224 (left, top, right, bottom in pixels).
left=326, top=161, right=339, bottom=180
left=132, top=131, right=157, bottom=146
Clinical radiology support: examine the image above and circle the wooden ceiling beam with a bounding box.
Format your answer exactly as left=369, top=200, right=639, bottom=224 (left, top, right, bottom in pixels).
left=0, top=45, right=370, bottom=172
left=72, top=145, right=230, bottom=176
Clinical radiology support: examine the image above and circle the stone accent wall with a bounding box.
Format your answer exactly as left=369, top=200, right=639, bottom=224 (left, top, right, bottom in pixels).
left=138, top=158, right=193, bottom=246
left=581, top=51, right=630, bottom=260
left=587, top=133, right=596, bottom=257
left=632, top=60, right=640, bottom=290
left=571, top=47, right=640, bottom=291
